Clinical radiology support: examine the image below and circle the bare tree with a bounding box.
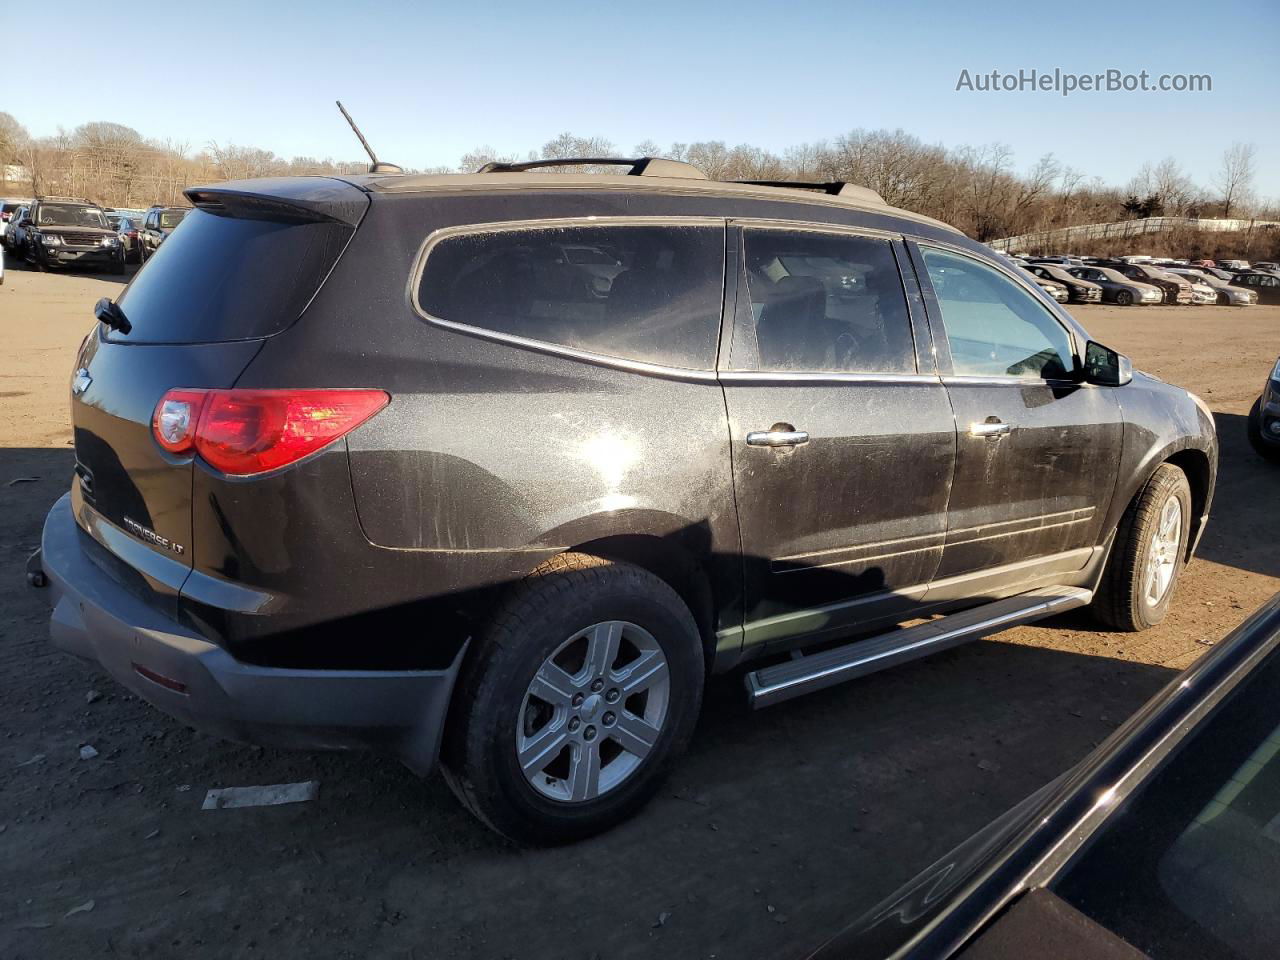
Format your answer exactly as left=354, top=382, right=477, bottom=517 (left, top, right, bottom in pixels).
left=1215, top=142, right=1256, bottom=219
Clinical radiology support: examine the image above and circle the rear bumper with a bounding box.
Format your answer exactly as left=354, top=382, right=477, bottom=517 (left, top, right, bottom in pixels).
left=37, top=493, right=462, bottom=775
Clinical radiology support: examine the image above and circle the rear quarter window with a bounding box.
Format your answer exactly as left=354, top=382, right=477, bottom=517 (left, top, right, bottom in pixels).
left=113, top=208, right=353, bottom=343
left=415, top=222, right=725, bottom=370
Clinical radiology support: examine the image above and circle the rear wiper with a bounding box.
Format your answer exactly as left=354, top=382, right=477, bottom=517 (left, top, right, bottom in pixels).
left=94, top=297, right=131, bottom=335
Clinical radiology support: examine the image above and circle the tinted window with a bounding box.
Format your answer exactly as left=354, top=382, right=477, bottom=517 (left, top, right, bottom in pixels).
left=741, top=230, right=915, bottom=374
left=113, top=208, right=353, bottom=343
left=922, top=247, right=1075, bottom=379
left=418, top=223, right=724, bottom=369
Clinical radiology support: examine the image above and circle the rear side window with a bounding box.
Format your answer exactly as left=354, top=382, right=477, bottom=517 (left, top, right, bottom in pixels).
left=417, top=223, right=725, bottom=369
left=741, top=229, right=915, bottom=374
left=921, top=247, right=1075, bottom=380
left=114, top=208, right=353, bottom=343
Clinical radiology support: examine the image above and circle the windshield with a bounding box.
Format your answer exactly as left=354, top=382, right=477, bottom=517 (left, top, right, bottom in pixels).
left=159, top=210, right=187, bottom=229
left=37, top=204, right=108, bottom=228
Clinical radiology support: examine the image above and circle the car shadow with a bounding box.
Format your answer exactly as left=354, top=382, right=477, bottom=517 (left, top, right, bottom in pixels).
left=2, top=252, right=134, bottom=284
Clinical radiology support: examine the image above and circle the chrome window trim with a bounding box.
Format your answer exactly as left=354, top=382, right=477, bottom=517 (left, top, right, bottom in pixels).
left=730, top=217, right=902, bottom=241
left=720, top=370, right=940, bottom=385
left=407, top=216, right=727, bottom=382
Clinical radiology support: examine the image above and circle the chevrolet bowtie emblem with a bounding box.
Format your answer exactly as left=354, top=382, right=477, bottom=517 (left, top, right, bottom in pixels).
left=71, top=368, right=92, bottom=396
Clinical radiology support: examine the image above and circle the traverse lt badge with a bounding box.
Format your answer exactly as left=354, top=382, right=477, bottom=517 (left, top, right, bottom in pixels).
left=123, top=517, right=185, bottom=556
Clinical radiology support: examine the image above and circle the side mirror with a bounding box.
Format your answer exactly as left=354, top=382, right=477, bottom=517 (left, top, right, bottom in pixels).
left=19, top=218, right=32, bottom=228
left=1082, top=340, right=1132, bottom=387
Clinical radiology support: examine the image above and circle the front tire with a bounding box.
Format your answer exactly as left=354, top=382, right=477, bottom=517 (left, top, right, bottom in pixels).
left=1115, top=290, right=1133, bottom=306
left=1093, top=464, right=1192, bottom=631
left=441, top=553, right=704, bottom=844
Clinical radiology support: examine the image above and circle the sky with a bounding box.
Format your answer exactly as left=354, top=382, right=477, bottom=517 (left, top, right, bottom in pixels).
left=9, top=0, right=1280, bottom=197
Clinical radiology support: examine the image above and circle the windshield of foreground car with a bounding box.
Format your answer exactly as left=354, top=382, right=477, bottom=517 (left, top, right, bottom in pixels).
left=38, top=204, right=108, bottom=228
left=1053, top=642, right=1280, bottom=959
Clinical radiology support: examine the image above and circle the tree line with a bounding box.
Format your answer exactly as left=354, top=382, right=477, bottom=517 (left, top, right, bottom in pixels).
left=0, top=113, right=1266, bottom=244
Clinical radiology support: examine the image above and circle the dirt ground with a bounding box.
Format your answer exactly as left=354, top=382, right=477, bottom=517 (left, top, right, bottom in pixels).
left=1, top=261, right=1277, bottom=960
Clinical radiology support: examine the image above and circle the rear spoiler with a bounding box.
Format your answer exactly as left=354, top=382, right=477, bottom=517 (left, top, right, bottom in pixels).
left=184, top=177, right=370, bottom=226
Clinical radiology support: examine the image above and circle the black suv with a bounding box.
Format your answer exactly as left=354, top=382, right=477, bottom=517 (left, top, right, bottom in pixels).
left=32, top=159, right=1218, bottom=843
left=137, top=205, right=188, bottom=262
left=23, top=196, right=124, bottom=273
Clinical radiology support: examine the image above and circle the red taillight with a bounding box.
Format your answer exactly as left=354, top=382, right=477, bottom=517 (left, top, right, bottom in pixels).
left=152, top=388, right=388, bottom=476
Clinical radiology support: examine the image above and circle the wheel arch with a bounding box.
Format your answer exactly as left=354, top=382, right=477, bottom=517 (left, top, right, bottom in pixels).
left=1164, top=447, right=1213, bottom=561
left=564, top=532, right=718, bottom=666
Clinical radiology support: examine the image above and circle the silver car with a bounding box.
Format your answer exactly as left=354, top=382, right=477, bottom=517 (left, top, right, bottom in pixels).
left=1167, top=268, right=1256, bottom=306
left=1068, top=266, right=1163, bottom=306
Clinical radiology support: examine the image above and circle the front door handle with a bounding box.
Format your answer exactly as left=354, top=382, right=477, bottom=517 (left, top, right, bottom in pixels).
left=747, top=426, right=810, bottom=447
left=969, top=418, right=1012, bottom=439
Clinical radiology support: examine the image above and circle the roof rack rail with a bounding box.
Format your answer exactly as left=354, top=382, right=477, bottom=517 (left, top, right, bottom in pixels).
left=733, top=180, right=886, bottom=205
left=36, top=195, right=94, bottom=204
left=477, top=156, right=707, bottom=180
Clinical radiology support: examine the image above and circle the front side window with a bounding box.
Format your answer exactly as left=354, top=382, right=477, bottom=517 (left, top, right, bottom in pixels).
left=741, top=229, right=915, bottom=374
left=921, top=247, right=1075, bottom=380
left=417, top=223, right=725, bottom=370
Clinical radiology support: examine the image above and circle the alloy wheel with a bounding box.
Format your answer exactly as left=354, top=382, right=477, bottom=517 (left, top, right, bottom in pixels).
left=1144, top=495, right=1182, bottom=606
left=516, top=621, right=670, bottom=803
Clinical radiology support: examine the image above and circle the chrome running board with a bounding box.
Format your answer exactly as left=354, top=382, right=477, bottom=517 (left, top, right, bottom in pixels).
left=745, top=586, right=1093, bottom=709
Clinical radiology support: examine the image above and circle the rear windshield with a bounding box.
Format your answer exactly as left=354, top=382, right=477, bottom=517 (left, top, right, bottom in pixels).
left=112, top=208, right=353, bottom=343
left=159, top=210, right=186, bottom=228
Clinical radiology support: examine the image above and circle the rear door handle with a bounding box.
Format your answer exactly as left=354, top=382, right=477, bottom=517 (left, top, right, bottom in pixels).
left=969, top=419, right=1012, bottom=438
left=747, top=428, right=810, bottom=447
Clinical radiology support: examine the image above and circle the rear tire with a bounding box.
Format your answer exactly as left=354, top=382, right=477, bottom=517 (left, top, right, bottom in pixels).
left=1115, top=290, right=1133, bottom=306
left=1093, top=464, right=1192, bottom=631
left=441, top=552, right=704, bottom=844
left=1247, top=396, right=1280, bottom=464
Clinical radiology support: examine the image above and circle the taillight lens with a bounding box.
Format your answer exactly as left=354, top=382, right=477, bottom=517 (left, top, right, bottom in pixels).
left=152, top=388, right=388, bottom=476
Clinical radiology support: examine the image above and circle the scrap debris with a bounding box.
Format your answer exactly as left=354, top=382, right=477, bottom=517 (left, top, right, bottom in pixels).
left=201, top=781, right=320, bottom=810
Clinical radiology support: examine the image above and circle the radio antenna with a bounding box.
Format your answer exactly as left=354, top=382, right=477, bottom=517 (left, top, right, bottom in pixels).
left=336, top=101, right=403, bottom=174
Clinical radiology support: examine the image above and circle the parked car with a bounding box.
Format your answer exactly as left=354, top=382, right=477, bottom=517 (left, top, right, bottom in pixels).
left=811, top=592, right=1280, bottom=960
left=114, top=216, right=143, bottom=263
left=1027, top=274, right=1069, bottom=302
left=1218, top=259, right=1250, bottom=270
left=138, top=205, right=188, bottom=261
left=3, top=204, right=30, bottom=256
left=1107, top=261, right=1194, bottom=304
left=1251, top=261, right=1280, bottom=275
left=1248, top=357, right=1280, bottom=463
left=29, top=158, right=1217, bottom=843
left=1232, top=270, right=1280, bottom=305
left=1185, top=276, right=1218, bottom=304
left=0, top=198, right=30, bottom=242
left=1068, top=265, right=1163, bottom=305
left=1021, top=263, right=1103, bottom=303
left=1166, top=268, right=1256, bottom=306
left=23, top=197, right=124, bottom=274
